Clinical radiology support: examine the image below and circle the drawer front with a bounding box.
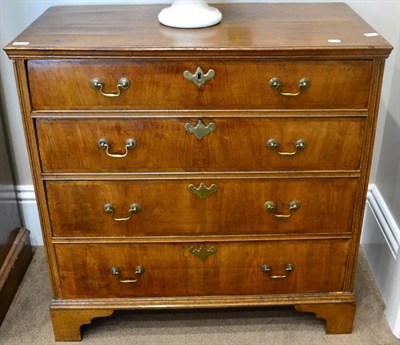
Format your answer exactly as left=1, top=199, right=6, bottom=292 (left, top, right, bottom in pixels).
left=37, top=117, right=365, bottom=173
left=28, top=60, right=372, bottom=110
left=55, top=240, right=349, bottom=298
left=47, top=178, right=357, bottom=237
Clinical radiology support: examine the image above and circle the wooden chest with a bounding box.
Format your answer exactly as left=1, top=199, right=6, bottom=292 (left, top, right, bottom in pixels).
left=4, top=3, right=392, bottom=341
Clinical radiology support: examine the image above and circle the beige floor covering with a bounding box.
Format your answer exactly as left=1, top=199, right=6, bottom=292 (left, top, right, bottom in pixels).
left=0, top=247, right=399, bottom=345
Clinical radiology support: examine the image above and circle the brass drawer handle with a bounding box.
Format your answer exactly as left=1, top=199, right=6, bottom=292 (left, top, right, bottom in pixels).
left=110, top=266, right=144, bottom=284
left=91, top=77, right=131, bottom=97
left=264, top=201, right=301, bottom=218
left=104, top=203, right=140, bottom=222
left=188, top=182, right=217, bottom=199
left=185, top=119, right=216, bottom=140
left=266, top=138, right=307, bottom=156
left=183, top=67, right=215, bottom=88
left=189, top=245, right=217, bottom=261
left=98, top=138, right=136, bottom=158
left=261, top=263, right=295, bottom=279
left=269, top=77, right=310, bottom=96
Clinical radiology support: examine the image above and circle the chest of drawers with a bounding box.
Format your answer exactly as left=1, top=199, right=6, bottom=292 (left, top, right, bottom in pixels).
left=5, top=3, right=392, bottom=341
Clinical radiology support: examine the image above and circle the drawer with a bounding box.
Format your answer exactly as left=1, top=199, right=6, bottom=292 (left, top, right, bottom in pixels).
left=47, top=178, right=358, bottom=237
left=55, top=240, right=349, bottom=298
left=37, top=117, right=365, bottom=173
left=28, top=59, right=372, bottom=110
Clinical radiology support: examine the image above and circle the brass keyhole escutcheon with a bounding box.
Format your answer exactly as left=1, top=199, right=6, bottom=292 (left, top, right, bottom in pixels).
left=189, top=245, right=217, bottom=261
left=188, top=182, right=217, bottom=199
left=183, top=67, right=215, bottom=88
left=185, top=120, right=216, bottom=140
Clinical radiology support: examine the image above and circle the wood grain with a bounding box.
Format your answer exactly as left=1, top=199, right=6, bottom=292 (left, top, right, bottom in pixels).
left=46, top=178, right=358, bottom=237
left=295, top=302, right=356, bottom=334
left=51, top=309, right=114, bottom=341
left=36, top=117, right=365, bottom=173
left=28, top=59, right=373, bottom=110
left=55, top=240, right=350, bottom=298
left=4, top=4, right=392, bottom=58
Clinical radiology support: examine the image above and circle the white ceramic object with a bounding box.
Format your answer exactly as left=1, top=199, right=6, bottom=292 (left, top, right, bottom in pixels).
left=158, top=0, right=222, bottom=29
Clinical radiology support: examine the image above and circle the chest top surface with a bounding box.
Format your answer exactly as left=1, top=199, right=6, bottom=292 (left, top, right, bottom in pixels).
left=4, top=3, right=392, bottom=59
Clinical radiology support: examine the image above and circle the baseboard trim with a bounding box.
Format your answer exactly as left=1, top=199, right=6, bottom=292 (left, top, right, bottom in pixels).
left=395, top=313, right=400, bottom=340
left=16, top=185, right=36, bottom=202
left=366, top=184, right=400, bottom=258
left=16, top=185, right=42, bottom=246
left=364, top=183, right=400, bottom=338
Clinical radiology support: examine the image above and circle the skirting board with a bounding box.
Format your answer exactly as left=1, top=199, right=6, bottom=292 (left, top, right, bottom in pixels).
left=361, top=183, right=400, bottom=338
left=16, top=185, right=41, bottom=246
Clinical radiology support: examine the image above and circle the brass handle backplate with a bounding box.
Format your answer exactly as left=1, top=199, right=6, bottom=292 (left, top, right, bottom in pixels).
left=269, top=77, right=310, bottom=96
left=261, top=263, right=295, bottom=279
left=91, top=77, right=131, bottom=97
left=185, top=120, right=216, bottom=140
left=98, top=138, right=136, bottom=158
left=188, top=182, right=217, bottom=199
left=189, top=245, right=217, bottom=261
left=183, top=67, right=215, bottom=88
left=264, top=201, right=301, bottom=218
left=266, top=138, right=307, bottom=156
left=104, top=203, right=140, bottom=222
left=110, top=266, right=144, bottom=283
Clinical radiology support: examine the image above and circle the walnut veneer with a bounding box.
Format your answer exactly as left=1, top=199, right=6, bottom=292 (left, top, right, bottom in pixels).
left=4, top=3, right=392, bottom=341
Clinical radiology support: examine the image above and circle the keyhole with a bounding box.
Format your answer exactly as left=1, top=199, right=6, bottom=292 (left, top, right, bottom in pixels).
left=197, top=72, right=202, bottom=80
